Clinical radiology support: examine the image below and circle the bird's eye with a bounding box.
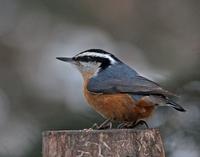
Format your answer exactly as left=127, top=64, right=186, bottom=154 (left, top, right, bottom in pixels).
left=77, top=61, right=81, bottom=66
left=73, top=57, right=77, bottom=61
left=73, top=60, right=81, bottom=66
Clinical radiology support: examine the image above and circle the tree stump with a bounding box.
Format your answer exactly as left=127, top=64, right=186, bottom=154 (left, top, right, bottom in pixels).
left=43, top=128, right=165, bottom=157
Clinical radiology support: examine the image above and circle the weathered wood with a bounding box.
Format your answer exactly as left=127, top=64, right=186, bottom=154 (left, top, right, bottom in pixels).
left=43, top=129, right=165, bottom=157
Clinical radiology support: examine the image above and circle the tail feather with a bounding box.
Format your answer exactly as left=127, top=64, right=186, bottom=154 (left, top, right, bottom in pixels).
left=166, top=100, right=186, bottom=112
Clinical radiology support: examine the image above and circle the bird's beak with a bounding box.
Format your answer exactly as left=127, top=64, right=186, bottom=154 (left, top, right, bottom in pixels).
left=56, top=57, right=73, bottom=63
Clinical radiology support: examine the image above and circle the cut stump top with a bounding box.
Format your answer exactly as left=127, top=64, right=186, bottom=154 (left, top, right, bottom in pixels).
left=43, top=128, right=165, bottom=157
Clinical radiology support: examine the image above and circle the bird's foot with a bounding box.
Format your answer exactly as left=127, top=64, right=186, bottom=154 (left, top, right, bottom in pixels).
left=117, top=120, right=149, bottom=129
left=135, top=120, right=149, bottom=128
left=90, top=119, right=112, bottom=130
left=117, top=121, right=136, bottom=129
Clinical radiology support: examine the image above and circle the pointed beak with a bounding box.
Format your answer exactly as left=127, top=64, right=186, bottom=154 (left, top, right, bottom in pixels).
left=56, top=57, right=73, bottom=63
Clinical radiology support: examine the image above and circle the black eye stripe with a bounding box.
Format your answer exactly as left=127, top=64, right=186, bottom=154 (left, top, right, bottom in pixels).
left=74, top=56, right=110, bottom=63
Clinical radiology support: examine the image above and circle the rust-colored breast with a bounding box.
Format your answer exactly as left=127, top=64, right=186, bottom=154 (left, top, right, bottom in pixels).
left=83, top=80, right=155, bottom=122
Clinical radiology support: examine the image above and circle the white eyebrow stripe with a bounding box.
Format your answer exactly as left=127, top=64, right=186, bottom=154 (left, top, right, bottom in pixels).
left=76, top=52, right=117, bottom=64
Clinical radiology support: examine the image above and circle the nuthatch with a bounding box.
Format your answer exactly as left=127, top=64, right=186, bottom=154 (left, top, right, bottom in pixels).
left=57, top=49, right=185, bottom=129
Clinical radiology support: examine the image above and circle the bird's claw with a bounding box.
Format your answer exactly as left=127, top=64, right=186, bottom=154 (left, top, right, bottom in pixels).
left=117, top=120, right=149, bottom=129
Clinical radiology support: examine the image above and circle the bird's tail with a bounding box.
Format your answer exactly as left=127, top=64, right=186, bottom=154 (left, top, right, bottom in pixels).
left=150, top=95, right=186, bottom=112
left=166, top=99, right=186, bottom=112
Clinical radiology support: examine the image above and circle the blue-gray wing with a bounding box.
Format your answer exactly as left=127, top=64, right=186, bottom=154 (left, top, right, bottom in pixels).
left=87, top=65, right=176, bottom=98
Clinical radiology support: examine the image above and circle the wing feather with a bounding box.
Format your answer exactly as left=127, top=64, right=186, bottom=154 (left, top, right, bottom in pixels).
left=88, top=75, right=176, bottom=98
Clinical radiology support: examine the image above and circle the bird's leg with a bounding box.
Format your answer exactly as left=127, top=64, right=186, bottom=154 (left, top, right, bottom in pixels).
left=117, top=123, right=126, bottom=129
left=90, top=123, right=98, bottom=129
left=91, top=119, right=112, bottom=130
left=106, top=121, right=113, bottom=129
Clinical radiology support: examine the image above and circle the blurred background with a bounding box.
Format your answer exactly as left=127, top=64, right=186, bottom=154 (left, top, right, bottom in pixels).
left=0, top=0, right=200, bottom=157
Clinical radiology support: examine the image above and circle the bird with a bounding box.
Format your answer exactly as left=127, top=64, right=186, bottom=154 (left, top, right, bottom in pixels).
left=57, top=49, right=186, bottom=129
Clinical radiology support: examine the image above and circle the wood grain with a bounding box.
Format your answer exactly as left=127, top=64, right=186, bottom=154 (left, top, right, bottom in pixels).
left=43, top=129, right=165, bottom=157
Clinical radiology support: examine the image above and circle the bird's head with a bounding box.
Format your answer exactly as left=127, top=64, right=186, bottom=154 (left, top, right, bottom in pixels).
left=57, top=49, right=121, bottom=79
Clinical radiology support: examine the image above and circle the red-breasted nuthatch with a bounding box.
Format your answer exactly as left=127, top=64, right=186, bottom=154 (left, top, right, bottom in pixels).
left=57, top=49, right=185, bottom=129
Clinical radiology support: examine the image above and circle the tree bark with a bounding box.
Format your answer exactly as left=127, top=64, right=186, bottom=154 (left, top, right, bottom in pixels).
left=43, top=128, right=165, bottom=157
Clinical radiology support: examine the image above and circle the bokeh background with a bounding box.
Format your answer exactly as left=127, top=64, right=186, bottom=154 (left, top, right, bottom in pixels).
left=0, top=0, right=200, bottom=157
